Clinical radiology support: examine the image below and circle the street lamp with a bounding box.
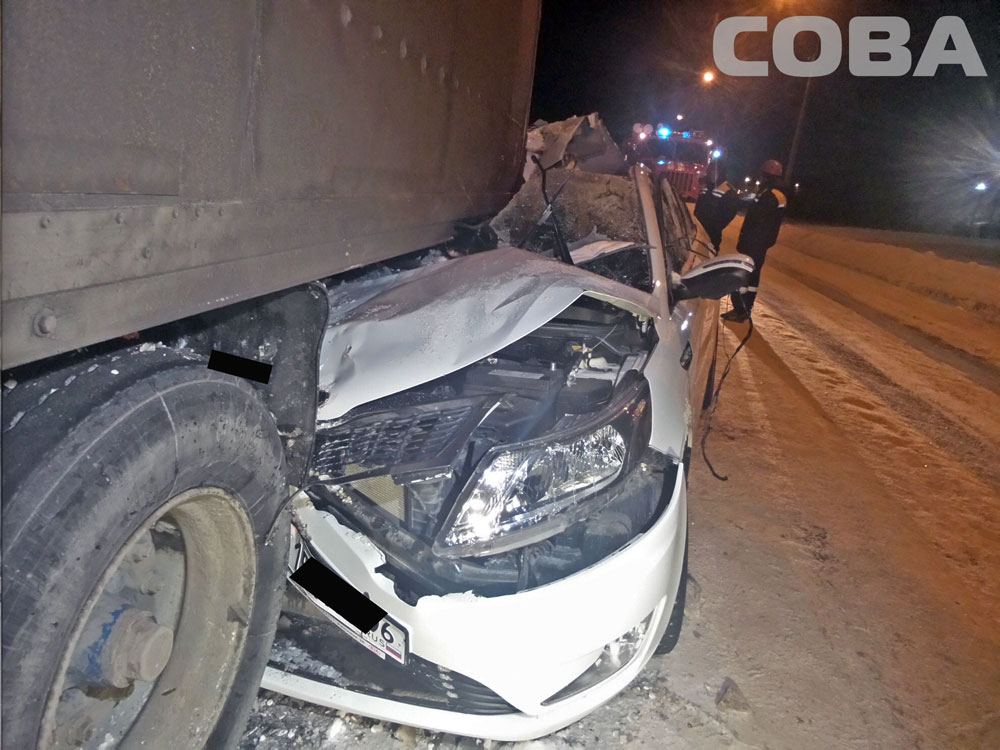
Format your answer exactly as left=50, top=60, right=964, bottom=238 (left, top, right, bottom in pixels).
left=676, top=114, right=684, bottom=121
left=786, top=35, right=821, bottom=184
left=703, top=71, right=715, bottom=83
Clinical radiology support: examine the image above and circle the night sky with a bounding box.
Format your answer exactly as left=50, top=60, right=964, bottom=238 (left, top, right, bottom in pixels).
left=531, top=0, right=1000, bottom=233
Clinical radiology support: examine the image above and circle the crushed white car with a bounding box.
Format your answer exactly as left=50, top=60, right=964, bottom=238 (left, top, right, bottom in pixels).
left=263, top=152, right=753, bottom=741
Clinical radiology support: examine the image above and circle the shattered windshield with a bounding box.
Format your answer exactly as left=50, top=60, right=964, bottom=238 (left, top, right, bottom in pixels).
left=490, top=168, right=646, bottom=251
left=489, top=168, right=651, bottom=292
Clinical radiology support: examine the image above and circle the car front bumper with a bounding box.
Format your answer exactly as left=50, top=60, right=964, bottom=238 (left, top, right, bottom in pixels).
left=262, top=464, right=687, bottom=741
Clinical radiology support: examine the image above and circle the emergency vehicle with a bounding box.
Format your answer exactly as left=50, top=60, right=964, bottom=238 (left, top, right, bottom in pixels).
left=627, top=124, right=719, bottom=201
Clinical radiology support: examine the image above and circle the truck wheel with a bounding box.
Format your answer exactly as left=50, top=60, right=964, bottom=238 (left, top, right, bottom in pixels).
left=2, top=354, right=289, bottom=749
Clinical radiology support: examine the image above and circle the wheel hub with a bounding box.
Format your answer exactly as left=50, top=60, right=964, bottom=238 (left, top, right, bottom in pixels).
left=101, top=610, right=174, bottom=688
left=44, top=487, right=258, bottom=749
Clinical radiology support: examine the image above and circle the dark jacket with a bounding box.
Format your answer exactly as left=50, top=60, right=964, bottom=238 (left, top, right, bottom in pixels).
left=694, top=180, right=740, bottom=249
left=737, top=186, right=787, bottom=257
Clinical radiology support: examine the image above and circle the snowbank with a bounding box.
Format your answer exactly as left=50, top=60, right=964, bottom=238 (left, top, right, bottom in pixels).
left=777, top=224, right=1000, bottom=318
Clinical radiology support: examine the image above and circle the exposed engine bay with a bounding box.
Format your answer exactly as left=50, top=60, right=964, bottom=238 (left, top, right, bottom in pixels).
left=307, top=296, right=677, bottom=602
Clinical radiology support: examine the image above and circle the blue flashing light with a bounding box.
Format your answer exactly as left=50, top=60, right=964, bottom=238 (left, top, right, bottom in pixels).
left=975, top=182, right=988, bottom=191
left=657, top=127, right=671, bottom=138
left=682, top=131, right=691, bottom=138
left=712, top=149, right=722, bottom=159
left=657, top=160, right=666, bottom=166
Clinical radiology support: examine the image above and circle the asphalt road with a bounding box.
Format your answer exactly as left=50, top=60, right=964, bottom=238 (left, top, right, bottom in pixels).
left=242, top=220, right=1000, bottom=749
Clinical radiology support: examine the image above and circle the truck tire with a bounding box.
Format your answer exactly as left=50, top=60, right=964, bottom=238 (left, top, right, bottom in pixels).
left=2, top=351, right=290, bottom=749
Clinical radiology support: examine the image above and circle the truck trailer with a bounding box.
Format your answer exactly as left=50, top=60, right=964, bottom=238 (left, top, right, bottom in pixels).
left=1, top=2, right=752, bottom=747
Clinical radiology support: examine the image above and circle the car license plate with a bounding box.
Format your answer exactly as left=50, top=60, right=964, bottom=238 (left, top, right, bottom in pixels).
left=289, top=570, right=408, bottom=665
left=330, top=608, right=408, bottom=665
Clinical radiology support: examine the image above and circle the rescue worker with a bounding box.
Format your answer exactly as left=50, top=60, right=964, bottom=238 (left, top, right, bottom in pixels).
left=721, top=159, right=787, bottom=322
left=693, top=171, right=740, bottom=253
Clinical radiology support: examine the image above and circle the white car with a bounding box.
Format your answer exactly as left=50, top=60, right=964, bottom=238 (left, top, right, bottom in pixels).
left=265, top=165, right=752, bottom=741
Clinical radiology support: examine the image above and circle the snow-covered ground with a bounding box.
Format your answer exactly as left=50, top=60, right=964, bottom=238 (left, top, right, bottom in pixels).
left=242, top=220, right=1000, bottom=749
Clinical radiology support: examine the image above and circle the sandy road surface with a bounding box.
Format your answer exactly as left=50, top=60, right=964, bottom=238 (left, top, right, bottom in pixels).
left=243, top=221, right=1000, bottom=749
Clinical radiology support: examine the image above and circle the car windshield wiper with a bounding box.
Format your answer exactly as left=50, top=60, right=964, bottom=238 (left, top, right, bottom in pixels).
left=517, top=156, right=575, bottom=265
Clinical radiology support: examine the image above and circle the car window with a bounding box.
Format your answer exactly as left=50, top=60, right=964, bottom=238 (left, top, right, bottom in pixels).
left=576, top=246, right=653, bottom=293
left=655, top=176, right=695, bottom=272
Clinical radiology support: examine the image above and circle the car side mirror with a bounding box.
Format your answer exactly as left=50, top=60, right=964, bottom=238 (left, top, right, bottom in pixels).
left=672, top=255, right=754, bottom=301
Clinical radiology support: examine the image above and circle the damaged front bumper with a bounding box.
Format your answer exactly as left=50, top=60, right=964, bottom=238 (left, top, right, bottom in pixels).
left=262, top=462, right=686, bottom=741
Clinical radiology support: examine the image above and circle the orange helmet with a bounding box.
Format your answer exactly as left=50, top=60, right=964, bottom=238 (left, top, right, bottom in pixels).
left=761, top=160, right=783, bottom=177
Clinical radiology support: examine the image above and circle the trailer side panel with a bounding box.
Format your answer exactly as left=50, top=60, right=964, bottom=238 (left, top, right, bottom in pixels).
left=1, top=0, right=541, bottom=367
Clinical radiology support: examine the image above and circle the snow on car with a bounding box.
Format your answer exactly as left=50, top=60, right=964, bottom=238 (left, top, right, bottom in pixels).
left=261, top=137, right=753, bottom=741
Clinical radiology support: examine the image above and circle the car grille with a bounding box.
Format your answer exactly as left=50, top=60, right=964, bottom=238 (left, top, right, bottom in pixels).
left=409, top=655, right=517, bottom=715
left=312, top=397, right=493, bottom=483
left=269, top=607, right=518, bottom=716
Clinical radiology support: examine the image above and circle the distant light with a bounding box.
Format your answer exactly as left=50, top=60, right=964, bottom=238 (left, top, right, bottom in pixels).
left=795, top=182, right=800, bottom=189
left=755, top=180, right=760, bottom=186
left=638, top=132, right=647, bottom=140
left=640, top=163, right=646, bottom=168
left=712, top=149, right=722, bottom=158
left=657, top=126, right=671, bottom=138
left=703, top=71, right=715, bottom=83
left=682, top=132, right=691, bottom=139
left=744, top=176, right=751, bottom=183
left=706, top=139, right=713, bottom=146
left=657, top=160, right=666, bottom=166
left=676, top=114, right=684, bottom=121
left=975, top=182, right=988, bottom=191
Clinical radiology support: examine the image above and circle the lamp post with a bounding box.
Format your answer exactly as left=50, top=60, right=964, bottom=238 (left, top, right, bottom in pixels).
left=785, top=35, right=819, bottom=185
left=785, top=75, right=813, bottom=185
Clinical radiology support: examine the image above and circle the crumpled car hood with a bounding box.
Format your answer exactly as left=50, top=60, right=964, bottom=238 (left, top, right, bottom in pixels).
left=317, top=246, right=656, bottom=421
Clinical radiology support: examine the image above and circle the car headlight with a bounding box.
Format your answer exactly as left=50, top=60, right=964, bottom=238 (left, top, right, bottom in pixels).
left=433, top=375, right=651, bottom=558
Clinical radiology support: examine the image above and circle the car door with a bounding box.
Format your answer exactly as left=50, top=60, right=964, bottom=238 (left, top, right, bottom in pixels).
left=655, top=176, right=719, bottom=431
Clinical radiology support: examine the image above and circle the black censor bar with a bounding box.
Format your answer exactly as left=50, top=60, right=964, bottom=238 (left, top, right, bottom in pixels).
left=290, top=558, right=387, bottom=633
left=207, top=349, right=272, bottom=385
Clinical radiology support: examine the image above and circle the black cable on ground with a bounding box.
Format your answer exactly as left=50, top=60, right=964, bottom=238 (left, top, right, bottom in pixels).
left=700, top=315, right=754, bottom=481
